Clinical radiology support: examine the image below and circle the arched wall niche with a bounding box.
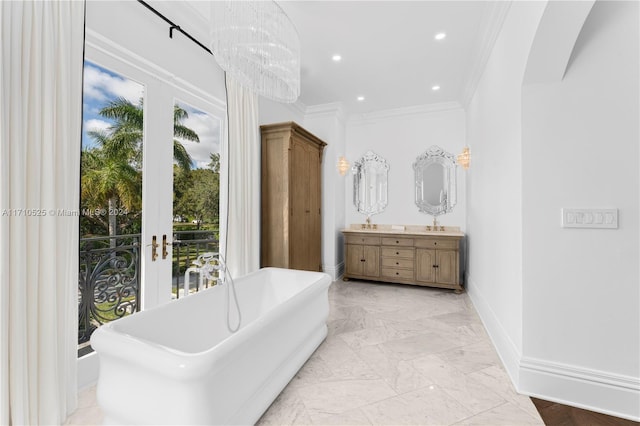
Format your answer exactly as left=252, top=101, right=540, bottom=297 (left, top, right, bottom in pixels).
left=523, top=1, right=595, bottom=85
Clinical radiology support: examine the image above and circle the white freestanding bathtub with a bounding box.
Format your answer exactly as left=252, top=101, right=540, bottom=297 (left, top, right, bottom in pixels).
left=90, top=267, right=332, bottom=425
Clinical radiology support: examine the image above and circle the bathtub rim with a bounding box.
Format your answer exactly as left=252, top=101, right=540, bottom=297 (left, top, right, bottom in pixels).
left=90, top=267, right=332, bottom=380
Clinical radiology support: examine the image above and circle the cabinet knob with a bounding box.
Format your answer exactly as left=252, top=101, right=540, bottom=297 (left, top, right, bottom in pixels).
left=434, top=242, right=437, bottom=245
left=396, top=240, right=399, bottom=244
left=395, top=272, right=399, bottom=275
left=396, top=251, right=399, bottom=255
left=360, top=259, right=365, bottom=262
left=433, top=265, right=439, bottom=268
left=396, top=262, right=399, bottom=265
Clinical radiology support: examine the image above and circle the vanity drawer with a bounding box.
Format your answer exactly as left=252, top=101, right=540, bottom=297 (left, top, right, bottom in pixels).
left=346, top=235, right=381, bottom=245
left=414, top=238, right=458, bottom=250
left=382, top=258, right=414, bottom=268
left=382, top=268, right=414, bottom=280
left=381, top=247, right=414, bottom=258
left=382, top=237, right=414, bottom=247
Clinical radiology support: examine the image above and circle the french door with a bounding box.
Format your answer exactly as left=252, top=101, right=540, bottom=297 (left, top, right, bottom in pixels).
left=78, top=36, right=225, bottom=388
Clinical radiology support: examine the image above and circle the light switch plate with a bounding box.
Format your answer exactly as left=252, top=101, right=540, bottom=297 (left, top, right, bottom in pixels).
left=561, top=208, right=618, bottom=229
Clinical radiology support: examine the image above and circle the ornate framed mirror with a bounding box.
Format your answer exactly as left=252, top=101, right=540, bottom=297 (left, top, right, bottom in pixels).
left=413, top=145, right=457, bottom=223
left=352, top=150, right=389, bottom=220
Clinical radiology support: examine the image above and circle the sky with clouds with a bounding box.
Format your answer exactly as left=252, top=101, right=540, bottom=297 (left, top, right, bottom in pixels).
left=82, top=61, right=220, bottom=169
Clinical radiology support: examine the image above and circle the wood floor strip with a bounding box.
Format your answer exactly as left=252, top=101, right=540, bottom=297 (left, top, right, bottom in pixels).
left=530, top=397, right=640, bottom=426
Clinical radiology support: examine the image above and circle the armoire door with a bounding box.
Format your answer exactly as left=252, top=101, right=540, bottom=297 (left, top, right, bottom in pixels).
left=307, top=143, right=321, bottom=271
left=289, top=138, right=311, bottom=270
left=289, top=137, right=321, bottom=271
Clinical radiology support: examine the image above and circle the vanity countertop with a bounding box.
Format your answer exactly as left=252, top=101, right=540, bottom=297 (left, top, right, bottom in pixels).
left=342, top=224, right=464, bottom=238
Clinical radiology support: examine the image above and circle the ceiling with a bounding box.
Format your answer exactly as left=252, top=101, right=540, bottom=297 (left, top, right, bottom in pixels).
left=278, top=1, right=505, bottom=117
left=179, top=1, right=509, bottom=118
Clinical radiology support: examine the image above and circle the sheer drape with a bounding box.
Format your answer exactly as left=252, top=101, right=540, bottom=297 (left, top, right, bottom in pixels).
left=0, top=1, right=85, bottom=424
left=222, top=74, right=260, bottom=278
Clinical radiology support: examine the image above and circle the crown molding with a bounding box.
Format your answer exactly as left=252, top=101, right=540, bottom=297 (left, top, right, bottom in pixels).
left=461, top=1, right=512, bottom=108
left=286, top=99, right=308, bottom=118
left=347, top=101, right=463, bottom=126
left=305, top=102, right=346, bottom=124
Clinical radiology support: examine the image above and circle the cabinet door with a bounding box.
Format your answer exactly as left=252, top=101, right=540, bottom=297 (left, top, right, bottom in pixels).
left=307, top=143, right=322, bottom=271
left=416, top=249, right=436, bottom=283
left=346, top=244, right=379, bottom=278
left=363, top=245, right=380, bottom=277
left=289, top=138, right=311, bottom=270
left=436, top=250, right=458, bottom=285
left=346, top=244, right=364, bottom=276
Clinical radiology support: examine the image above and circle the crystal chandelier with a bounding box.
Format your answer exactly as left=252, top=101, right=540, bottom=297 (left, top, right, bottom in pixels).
left=210, top=1, right=301, bottom=103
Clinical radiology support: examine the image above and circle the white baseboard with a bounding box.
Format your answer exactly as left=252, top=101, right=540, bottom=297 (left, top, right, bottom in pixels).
left=466, top=275, right=522, bottom=385
left=520, top=357, right=640, bottom=422
left=77, top=351, right=99, bottom=391
left=467, top=275, right=640, bottom=422
left=322, top=262, right=344, bottom=281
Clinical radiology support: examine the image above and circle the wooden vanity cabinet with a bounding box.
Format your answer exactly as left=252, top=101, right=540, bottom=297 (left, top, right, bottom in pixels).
left=345, top=235, right=380, bottom=279
left=343, top=230, right=463, bottom=293
left=416, top=249, right=458, bottom=286
left=380, top=237, right=415, bottom=282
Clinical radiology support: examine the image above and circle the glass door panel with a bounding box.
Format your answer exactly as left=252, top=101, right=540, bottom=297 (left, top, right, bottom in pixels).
left=78, top=61, right=144, bottom=356
left=171, top=100, right=222, bottom=298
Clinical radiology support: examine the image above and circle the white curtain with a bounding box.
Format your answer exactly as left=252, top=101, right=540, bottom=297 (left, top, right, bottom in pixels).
left=222, top=74, right=260, bottom=278
left=0, top=1, right=84, bottom=424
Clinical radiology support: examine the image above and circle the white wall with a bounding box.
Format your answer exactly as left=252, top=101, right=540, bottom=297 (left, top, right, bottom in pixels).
left=465, top=1, right=546, bottom=380
left=345, top=107, right=467, bottom=230
left=520, top=1, right=640, bottom=420
left=87, top=2, right=227, bottom=103
left=304, top=105, right=347, bottom=279
left=259, top=99, right=306, bottom=125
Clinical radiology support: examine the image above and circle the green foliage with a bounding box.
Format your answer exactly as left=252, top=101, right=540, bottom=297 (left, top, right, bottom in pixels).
left=80, top=147, right=142, bottom=236
left=81, top=98, right=204, bottom=237
left=173, top=168, right=220, bottom=227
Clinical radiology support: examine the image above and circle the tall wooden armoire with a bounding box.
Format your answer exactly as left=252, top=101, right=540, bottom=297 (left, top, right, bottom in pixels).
left=260, top=122, right=327, bottom=272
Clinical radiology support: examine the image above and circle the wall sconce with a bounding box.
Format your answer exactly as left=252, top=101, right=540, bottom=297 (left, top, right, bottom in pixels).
left=457, top=147, right=470, bottom=170
left=337, top=156, right=350, bottom=176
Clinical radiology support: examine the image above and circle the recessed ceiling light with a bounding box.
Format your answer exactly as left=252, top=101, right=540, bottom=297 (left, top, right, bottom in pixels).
left=432, top=85, right=441, bottom=91
left=357, top=96, right=365, bottom=101
left=435, top=32, right=446, bottom=40
left=332, top=54, right=342, bottom=62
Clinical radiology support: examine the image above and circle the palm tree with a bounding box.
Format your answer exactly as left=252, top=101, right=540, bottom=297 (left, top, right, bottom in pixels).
left=81, top=148, right=141, bottom=241
left=208, top=152, right=220, bottom=173
left=173, top=104, right=200, bottom=170
left=82, top=98, right=200, bottom=239
left=97, top=97, right=200, bottom=169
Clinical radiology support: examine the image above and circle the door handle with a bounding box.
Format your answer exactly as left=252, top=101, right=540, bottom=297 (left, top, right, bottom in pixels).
left=151, top=235, right=158, bottom=261
left=162, top=234, right=169, bottom=260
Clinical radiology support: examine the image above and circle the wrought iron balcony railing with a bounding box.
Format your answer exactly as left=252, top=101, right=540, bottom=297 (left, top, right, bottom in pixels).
left=172, top=229, right=219, bottom=298
left=78, top=229, right=218, bottom=357
left=78, top=234, right=141, bottom=357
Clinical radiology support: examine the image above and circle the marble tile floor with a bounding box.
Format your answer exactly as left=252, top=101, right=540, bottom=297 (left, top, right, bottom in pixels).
left=66, top=279, right=543, bottom=425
